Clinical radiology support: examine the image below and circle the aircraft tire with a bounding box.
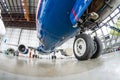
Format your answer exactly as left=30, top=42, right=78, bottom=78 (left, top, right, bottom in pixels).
left=73, top=34, right=94, bottom=60
left=91, top=36, right=103, bottom=59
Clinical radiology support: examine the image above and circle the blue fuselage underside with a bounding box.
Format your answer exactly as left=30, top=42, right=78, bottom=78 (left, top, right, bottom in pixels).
left=37, top=0, right=92, bottom=52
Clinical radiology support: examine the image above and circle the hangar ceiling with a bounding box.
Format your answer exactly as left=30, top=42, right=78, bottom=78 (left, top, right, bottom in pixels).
left=0, top=0, right=38, bottom=28
left=0, top=0, right=113, bottom=29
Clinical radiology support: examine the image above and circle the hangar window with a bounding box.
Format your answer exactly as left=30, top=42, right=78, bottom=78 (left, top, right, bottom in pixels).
left=0, top=28, right=39, bottom=51
left=110, top=9, right=119, bottom=17
left=20, top=29, right=39, bottom=47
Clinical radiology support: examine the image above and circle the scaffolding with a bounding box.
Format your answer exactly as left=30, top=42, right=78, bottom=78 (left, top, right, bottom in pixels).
left=92, top=5, right=120, bottom=53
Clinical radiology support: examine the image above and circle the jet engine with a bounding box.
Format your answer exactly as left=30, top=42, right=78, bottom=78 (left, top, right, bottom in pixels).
left=18, top=44, right=28, bottom=54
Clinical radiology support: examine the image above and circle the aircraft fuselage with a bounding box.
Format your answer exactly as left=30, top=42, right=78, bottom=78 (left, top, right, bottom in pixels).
left=36, top=0, right=92, bottom=53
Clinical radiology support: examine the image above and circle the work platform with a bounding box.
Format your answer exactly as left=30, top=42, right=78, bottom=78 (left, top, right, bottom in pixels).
left=0, top=52, right=120, bottom=80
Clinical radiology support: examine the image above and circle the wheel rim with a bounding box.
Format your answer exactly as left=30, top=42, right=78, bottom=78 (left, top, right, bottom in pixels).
left=74, top=38, right=87, bottom=57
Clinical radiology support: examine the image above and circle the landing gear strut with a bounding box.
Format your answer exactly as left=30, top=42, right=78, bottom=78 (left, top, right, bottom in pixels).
left=52, top=52, right=56, bottom=59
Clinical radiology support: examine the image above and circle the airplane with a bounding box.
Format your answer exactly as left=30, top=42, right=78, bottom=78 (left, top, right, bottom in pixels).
left=17, top=0, right=107, bottom=60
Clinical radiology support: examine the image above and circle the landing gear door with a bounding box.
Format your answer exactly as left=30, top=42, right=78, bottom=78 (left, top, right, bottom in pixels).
left=70, top=0, right=92, bottom=25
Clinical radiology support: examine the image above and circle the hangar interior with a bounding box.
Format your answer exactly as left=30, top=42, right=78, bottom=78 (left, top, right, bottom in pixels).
left=0, top=0, right=120, bottom=80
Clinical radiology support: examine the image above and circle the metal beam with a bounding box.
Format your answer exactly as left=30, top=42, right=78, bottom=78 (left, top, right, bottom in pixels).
left=11, top=0, right=16, bottom=12
left=18, top=29, right=22, bottom=45
left=15, top=0, right=20, bottom=13
left=4, top=21, right=35, bottom=28
left=1, top=13, right=35, bottom=21
left=22, top=0, right=30, bottom=21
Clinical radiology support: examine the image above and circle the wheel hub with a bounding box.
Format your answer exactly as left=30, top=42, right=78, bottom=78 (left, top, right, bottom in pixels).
left=79, top=45, right=82, bottom=49
left=74, top=38, right=86, bottom=57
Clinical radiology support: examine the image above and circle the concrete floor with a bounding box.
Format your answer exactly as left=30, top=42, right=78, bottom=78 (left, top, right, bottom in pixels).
left=0, top=52, right=120, bottom=80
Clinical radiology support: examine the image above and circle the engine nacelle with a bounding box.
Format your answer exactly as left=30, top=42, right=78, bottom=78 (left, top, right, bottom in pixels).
left=18, top=44, right=28, bottom=54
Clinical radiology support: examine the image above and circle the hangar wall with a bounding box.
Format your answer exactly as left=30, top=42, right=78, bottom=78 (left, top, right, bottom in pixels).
left=0, top=28, right=39, bottom=51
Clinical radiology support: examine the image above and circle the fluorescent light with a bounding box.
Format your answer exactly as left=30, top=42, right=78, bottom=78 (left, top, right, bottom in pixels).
left=22, top=3, right=24, bottom=6
left=2, top=0, right=5, bottom=3
left=23, top=9, right=26, bottom=12
left=6, top=8, right=9, bottom=11
left=4, top=4, right=6, bottom=7
left=24, top=11, right=26, bottom=14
